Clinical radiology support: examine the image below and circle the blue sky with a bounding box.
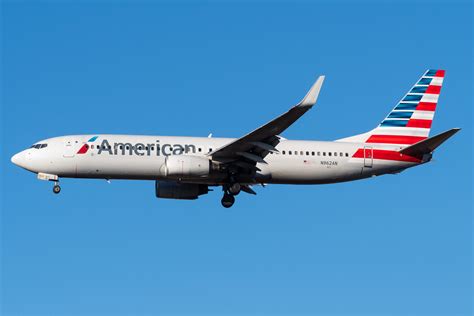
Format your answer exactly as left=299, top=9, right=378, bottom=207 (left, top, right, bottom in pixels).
left=1, top=1, right=472, bottom=315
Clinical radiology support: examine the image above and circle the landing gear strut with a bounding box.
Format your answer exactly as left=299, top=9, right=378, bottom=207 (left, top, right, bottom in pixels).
left=53, top=182, right=61, bottom=194
left=221, top=172, right=240, bottom=208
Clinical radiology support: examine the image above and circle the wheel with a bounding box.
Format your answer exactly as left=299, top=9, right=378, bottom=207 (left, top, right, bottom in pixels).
left=53, top=185, right=61, bottom=194
left=229, top=183, right=241, bottom=195
left=221, top=193, right=235, bottom=208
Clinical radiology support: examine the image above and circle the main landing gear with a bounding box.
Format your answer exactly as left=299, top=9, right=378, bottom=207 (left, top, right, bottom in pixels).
left=221, top=193, right=235, bottom=208
left=52, top=181, right=61, bottom=194
left=228, top=183, right=241, bottom=195
left=221, top=182, right=241, bottom=208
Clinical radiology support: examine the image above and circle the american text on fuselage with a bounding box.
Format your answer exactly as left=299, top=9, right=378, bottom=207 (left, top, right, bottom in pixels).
left=96, top=139, right=198, bottom=156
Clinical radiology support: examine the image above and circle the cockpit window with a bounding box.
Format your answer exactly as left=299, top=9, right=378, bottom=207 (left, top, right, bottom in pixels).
left=31, top=143, right=48, bottom=149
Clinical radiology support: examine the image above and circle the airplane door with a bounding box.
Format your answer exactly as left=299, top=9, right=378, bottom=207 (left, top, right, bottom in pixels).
left=364, top=145, right=373, bottom=168
left=63, top=141, right=75, bottom=158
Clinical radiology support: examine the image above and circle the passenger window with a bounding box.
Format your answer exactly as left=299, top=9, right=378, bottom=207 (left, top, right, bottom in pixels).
left=311, top=152, right=315, bottom=156
left=334, top=152, right=337, bottom=157
left=323, top=152, right=326, bottom=156
left=317, top=152, right=320, bottom=156
left=345, top=153, right=349, bottom=157
left=340, top=152, right=343, bottom=156
left=282, top=151, right=286, bottom=155
left=328, top=152, right=332, bottom=156
left=91, top=145, right=94, bottom=149
left=289, top=151, right=292, bottom=155
left=295, top=151, right=298, bottom=155
left=198, top=148, right=202, bottom=152
left=41, top=144, right=47, bottom=148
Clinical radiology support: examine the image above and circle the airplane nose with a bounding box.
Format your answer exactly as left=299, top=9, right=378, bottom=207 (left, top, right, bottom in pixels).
left=11, top=150, right=38, bottom=172
left=11, top=151, right=30, bottom=169
left=11, top=152, right=21, bottom=166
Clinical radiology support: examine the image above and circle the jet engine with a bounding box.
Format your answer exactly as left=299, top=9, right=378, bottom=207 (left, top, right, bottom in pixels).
left=161, top=155, right=210, bottom=178
left=155, top=181, right=209, bottom=200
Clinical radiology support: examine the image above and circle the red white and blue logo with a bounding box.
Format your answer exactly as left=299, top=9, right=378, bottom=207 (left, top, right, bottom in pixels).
left=351, top=69, right=445, bottom=163
left=77, top=136, right=99, bottom=154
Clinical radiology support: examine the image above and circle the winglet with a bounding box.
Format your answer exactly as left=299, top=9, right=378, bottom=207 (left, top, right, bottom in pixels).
left=297, top=75, right=325, bottom=108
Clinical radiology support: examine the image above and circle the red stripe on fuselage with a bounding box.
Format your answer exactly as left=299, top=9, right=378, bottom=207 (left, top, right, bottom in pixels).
left=366, top=135, right=426, bottom=145
left=406, top=119, right=432, bottom=128
left=416, top=102, right=437, bottom=111
left=352, top=149, right=421, bottom=163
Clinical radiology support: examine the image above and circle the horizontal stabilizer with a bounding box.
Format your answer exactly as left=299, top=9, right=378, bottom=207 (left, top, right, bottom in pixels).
left=399, top=128, right=460, bottom=156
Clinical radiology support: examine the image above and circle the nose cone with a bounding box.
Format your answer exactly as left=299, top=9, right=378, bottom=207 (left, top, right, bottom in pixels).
left=11, top=152, right=22, bottom=166
left=11, top=151, right=30, bottom=170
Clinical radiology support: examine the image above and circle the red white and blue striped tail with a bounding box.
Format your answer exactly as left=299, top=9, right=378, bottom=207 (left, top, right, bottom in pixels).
left=338, top=69, right=445, bottom=146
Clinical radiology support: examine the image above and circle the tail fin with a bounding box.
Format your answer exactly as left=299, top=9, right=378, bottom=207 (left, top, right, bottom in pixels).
left=338, top=69, right=445, bottom=146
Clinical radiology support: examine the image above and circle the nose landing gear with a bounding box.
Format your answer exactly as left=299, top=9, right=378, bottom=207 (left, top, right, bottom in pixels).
left=53, top=182, right=61, bottom=194
left=37, top=173, right=61, bottom=194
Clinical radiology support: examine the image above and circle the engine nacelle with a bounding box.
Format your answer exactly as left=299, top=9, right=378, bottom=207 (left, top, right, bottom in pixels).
left=155, top=181, right=209, bottom=200
left=161, top=155, right=210, bottom=178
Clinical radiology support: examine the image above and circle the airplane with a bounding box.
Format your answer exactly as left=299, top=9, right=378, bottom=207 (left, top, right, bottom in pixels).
left=11, top=69, right=460, bottom=208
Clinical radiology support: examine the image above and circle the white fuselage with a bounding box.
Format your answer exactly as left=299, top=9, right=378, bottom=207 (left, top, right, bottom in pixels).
left=11, top=134, right=418, bottom=185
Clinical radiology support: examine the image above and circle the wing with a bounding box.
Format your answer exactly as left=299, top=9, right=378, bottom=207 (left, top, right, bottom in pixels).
left=209, top=76, right=325, bottom=172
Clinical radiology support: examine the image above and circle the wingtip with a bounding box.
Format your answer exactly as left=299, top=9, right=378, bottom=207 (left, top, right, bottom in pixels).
left=298, top=75, right=325, bottom=108
left=448, top=127, right=461, bottom=134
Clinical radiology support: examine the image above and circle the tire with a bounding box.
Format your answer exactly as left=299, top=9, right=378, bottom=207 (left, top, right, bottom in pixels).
left=221, top=194, right=235, bottom=208
left=53, top=185, right=61, bottom=194
left=229, top=183, right=241, bottom=195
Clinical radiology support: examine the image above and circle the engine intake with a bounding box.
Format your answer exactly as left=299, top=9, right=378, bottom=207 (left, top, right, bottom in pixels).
left=161, top=155, right=210, bottom=178
left=155, top=181, right=209, bottom=200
